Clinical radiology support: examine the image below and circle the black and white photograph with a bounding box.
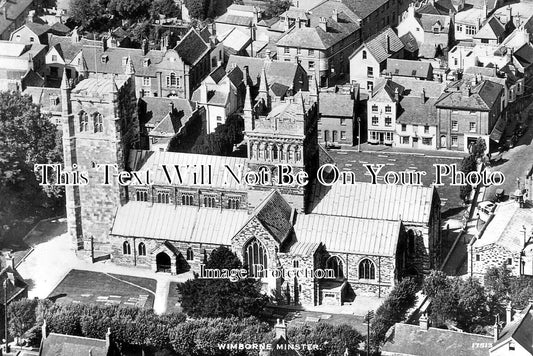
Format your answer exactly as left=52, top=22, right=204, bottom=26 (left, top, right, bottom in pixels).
left=0, top=0, right=532, bottom=354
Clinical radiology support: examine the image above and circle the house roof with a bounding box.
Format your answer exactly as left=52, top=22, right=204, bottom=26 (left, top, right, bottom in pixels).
left=276, top=12, right=360, bottom=50
left=492, top=304, right=533, bottom=354
left=111, top=201, right=249, bottom=245
left=371, top=78, right=405, bottom=101
left=319, top=92, right=354, bottom=117
left=400, top=32, right=419, bottom=53
left=381, top=323, right=493, bottom=356
left=473, top=205, right=533, bottom=253
left=351, top=27, right=404, bottom=64
left=215, top=13, right=253, bottom=27
left=397, top=96, right=438, bottom=125
left=21, top=22, right=51, bottom=37
left=339, top=0, right=389, bottom=20
left=310, top=0, right=362, bottom=23
left=514, top=43, right=533, bottom=70
left=386, top=58, right=432, bottom=79
left=0, top=0, right=33, bottom=36
left=391, top=76, right=446, bottom=98
left=128, top=150, right=248, bottom=190
left=72, top=77, right=127, bottom=96
left=294, top=214, right=401, bottom=256
left=40, top=333, right=110, bottom=356
left=226, top=55, right=301, bottom=88
left=436, top=79, right=503, bottom=111
left=173, top=28, right=210, bottom=66
left=287, top=241, right=321, bottom=256
left=308, top=181, right=437, bottom=224
left=475, top=16, right=505, bottom=39
left=141, top=97, right=196, bottom=128
left=24, top=87, right=62, bottom=113
left=0, top=265, right=27, bottom=304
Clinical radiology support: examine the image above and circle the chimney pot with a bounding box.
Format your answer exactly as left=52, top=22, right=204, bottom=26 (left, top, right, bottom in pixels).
left=419, top=313, right=429, bottom=330
left=506, top=302, right=513, bottom=325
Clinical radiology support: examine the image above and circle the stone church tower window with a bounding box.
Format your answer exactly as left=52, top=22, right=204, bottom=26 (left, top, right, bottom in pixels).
left=123, top=241, right=131, bottom=255
left=138, top=242, right=146, bottom=256
left=359, top=259, right=376, bottom=280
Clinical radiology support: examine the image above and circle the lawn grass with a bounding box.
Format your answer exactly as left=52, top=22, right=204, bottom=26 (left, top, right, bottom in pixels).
left=109, top=273, right=157, bottom=293
left=48, top=269, right=156, bottom=309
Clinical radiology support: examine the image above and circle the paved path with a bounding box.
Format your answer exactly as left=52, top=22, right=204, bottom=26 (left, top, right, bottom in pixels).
left=17, top=218, right=192, bottom=315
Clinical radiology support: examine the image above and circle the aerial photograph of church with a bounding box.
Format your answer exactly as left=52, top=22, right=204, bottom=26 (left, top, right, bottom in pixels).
left=1, top=0, right=533, bottom=354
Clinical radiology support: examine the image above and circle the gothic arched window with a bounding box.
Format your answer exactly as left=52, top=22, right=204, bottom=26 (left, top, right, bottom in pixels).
left=79, top=111, right=88, bottom=132
left=93, top=113, right=103, bottom=133
left=123, top=241, right=131, bottom=255
left=326, top=256, right=344, bottom=279
left=138, top=242, right=146, bottom=256
left=359, top=258, right=376, bottom=280
left=186, top=247, right=194, bottom=260
left=272, top=145, right=278, bottom=160
left=244, top=238, right=268, bottom=277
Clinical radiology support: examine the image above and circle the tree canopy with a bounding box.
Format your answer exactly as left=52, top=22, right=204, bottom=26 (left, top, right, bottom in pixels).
left=0, top=91, right=63, bottom=244
left=264, top=0, right=292, bottom=18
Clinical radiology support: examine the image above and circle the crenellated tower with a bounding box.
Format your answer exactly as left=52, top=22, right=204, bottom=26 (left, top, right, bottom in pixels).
left=61, top=69, right=139, bottom=259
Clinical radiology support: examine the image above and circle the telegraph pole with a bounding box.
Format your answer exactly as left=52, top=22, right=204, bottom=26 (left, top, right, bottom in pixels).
left=4, top=279, right=9, bottom=353
left=357, top=117, right=361, bottom=152
left=364, top=310, right=374, bottom=356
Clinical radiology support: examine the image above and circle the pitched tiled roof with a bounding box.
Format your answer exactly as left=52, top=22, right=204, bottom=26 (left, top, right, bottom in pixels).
left=492, top=304, right=533, bottom=354
left=340, top=0, right=389, bottom=20
left=40, top=333, right=110, bottom=356
left=294, top=214, right=401, bottom=256
left=308, top=182, right=437, bottom=224
left=226, top=55, right=301, bottom=88
left=382, top=323, right=493, bottom=356
left=141, top=97, right=196, bottom=128
left=215, top=13, right=253, bottom=26
left=418, top=12, right=451, bottom=33
left=475, top=16, right=505, bottom=39
left=0, top=0, right=33, bottom=36
left=111, top=202, right=249, bottom=245
left=276, top=12, right=360, bottom=50
left=287, top=241, right=321, bottom=256
left=391, top=76, right=446, bottom=98
left=252, top=190, right=293, bottom=244
left=22, top=22, right=51, bottom=37
left=400, top=32, right=419, bottom=53
left=24, top=87, right=62, bottom=113
left=371, top=78, right=405, bottom=101
left=473, top=205, right=533, bottom=253
left=173, top=28, right=209, bottom=65
left=310, top=0, right=362, bottom=23
left=128, top=150, right=248, bottom=190
left=397, top=96, right=438, bottom=125
left=386, top=58, right=432, bottom=79
left=0, top=265, right=27, bottom=304
left=352, top=27, right=404, bottom=64
left=514, top=43, right=533, bottom=69
left=319, top=92, right=354, bottom=117
left=436, top=79, right=503, bottom=110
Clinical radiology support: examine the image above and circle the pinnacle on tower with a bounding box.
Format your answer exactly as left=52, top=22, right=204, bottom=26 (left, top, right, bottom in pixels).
left=259, top=67, right=268, bottom=94
left=61, top=68, right=70, bottom=90
left=244, top=84, right=252, bottom=112
left=111, top=74, right=119, bottom=94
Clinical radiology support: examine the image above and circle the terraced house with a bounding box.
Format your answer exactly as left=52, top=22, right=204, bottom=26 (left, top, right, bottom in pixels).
left=59, top=69, right=441, bottom=307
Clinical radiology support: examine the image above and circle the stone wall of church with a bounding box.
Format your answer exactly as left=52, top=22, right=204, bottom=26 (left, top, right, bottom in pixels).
left=108, top=234, right=226, bottom=274
left=344, top=253, right=396, bottom=298
left=277, top=251, right=320, bottom=306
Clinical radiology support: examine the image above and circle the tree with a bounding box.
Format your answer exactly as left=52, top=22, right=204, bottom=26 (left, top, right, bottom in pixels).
left=370, top=279, right=418, bottom=346
left=459, top=155, right=477, bottom=202
left=205, top=246, right=242, bottom=270
left=470, top=138, right=487, bottom=160
left=8, top=298, right=38, bottom=343
left=150, top=0, right=181, bottom=20
left=184, top=0, right=208, bottom=19
left=0, top=92, right=63, bottom=243
left=288, top=323, right=364, bottom=356
left=69, top=0, right=111, bottom=31
left=108, top=0, right=151, bottom=20
left=264, top=0, right=292, bottom=18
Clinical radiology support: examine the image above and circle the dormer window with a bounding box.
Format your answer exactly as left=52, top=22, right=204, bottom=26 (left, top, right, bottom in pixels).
left=143, top=58, right=150, bottom=67
left=49, top=96, right=59, bottom=106
left=101, top=54, right=108, bottom=63
left=122, top=57, right=128, bottom=66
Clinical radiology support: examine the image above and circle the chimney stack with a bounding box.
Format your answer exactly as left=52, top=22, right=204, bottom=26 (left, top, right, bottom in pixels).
left=200, top=82, right=208, bottom=103
left=506, top=302, right=513, bottom=325
left=419, top=313, right=429, bottom=330
left=386, top=34, right=391, bottom=53
left=319, top=17, right=327, bottom=31
left=493, top=321, right=500, bottom=342
left=2, top=2, right=8, bottom=21
left=421, top=88, right=426, bottom=103
left=27, top=10, right=35, bottom=23
left=507, top=5, right=512, bottom=24
left=332, top=9, right=338, bottom=22
left=102, top=36, right=107, bottom=51
left=105, top=328, right=111, bottom=349
left=275, top=319, right=287, bottom=339
left=394, top=86, right=399, bottom=101
left=142, top=39, right=148, bottom=55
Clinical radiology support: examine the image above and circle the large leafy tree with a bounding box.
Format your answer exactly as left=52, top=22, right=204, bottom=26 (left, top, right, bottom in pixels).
left=178, top=246, right=268, bottom=318
left=108, top=0, right=151, bottom=20
left=288, top=323, right=364, bottom=356
left=69, top=0, right=111, bottom=31
left=0, top=92, right=63, bottom=243
left=264, top=0, right=292, bottom=18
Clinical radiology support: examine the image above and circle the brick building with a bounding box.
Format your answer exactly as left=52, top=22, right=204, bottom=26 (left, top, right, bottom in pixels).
left=61, top=71, right=441, bottom=306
